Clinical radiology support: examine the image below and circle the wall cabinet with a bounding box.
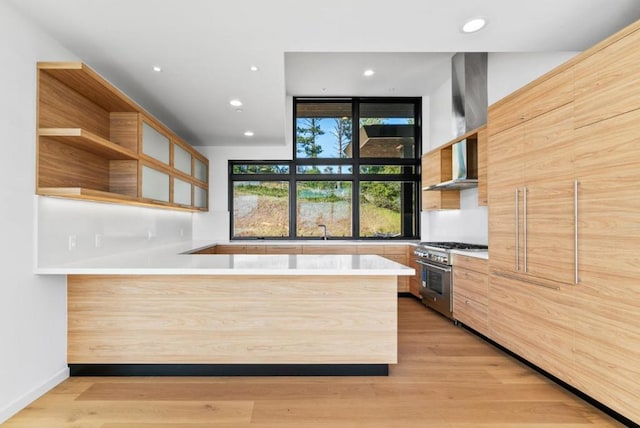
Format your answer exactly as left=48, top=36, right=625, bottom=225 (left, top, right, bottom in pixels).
left=421, top=126, right=487, bottom=211
left=36, top=62, right=209, bottom=211
left=476, top=128, right=488, bottom=206
left=486, top=20, right=640, bottom=423
left=421, top=147, right=459, bottom=210
left=574, top=26, right=640, bottom=128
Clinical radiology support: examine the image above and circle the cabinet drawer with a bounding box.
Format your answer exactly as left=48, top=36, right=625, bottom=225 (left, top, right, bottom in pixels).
left=453, top=254, right=488, bottom=274
left=488, top=68, right=574, bottom=135
left=453, top=291, right=488, bottom=335
left=266, top=245, right=301, bottom=254
left=453, top=268, right=488, bottom=306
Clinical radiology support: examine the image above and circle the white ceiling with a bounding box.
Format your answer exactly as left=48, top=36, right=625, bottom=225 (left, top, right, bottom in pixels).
left=9, top=0, right=640, bottom=146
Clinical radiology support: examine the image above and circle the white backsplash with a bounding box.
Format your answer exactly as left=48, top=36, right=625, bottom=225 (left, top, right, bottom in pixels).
left=421, top=188, right=488, bottom=245
left=37, top=197, right=192, bottom=267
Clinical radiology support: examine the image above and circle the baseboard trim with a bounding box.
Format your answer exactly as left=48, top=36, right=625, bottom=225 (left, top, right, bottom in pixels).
left=0, top=366, right=69, bottom=424
left=69, top=363, right=388, bottom=376
left=456, top=322, right=638, bottom=428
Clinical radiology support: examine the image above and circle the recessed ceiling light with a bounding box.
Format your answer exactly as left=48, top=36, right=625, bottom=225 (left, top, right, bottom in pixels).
left=152, top=65, right=162, bottom=72
left=363, top=69, right=375, bottom=77
left=462, top=17, right=487, bottom=33
left=250, top=65, right=259, bottom=72
left=230, top=99, right=243, bottom=107
left=244, top=131, right=254, bottom=137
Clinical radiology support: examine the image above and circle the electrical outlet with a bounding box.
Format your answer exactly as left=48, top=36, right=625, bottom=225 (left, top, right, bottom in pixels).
left=147, top=230, right=153, bottom=240
left=95, top=234, right=103, bottom=248
left=179, top=228, right=184, bottom=238
left=68, top=235, right=77, bottom=251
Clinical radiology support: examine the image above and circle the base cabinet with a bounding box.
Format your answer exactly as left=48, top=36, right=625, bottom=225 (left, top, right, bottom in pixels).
left=453, top=255, right=488, bottom=336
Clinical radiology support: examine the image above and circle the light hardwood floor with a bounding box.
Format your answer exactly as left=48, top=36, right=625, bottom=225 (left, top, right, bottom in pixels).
left=5, top=298, right=622, bottom=427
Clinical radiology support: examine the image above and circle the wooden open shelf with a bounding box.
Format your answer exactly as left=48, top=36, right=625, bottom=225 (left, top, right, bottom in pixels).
left=36, top=62, right=210, bottom=211
left=39, top=128, right=137, bottom=160
left=38, top=62, right=138, bottom=113
left=38, top=187, right=201, bottom=212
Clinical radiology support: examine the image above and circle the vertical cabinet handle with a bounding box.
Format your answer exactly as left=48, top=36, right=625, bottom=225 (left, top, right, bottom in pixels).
left=515, top=188, right=519, bottom=272
left=523, top=187, right=528, bottom=273
left=574, top=180, right=579, bottom=285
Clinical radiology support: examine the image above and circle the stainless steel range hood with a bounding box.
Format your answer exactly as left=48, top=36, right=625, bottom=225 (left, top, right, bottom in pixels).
left=423, top=138, right=478, bottom=190
left=424, top=53, right=486, bottom=191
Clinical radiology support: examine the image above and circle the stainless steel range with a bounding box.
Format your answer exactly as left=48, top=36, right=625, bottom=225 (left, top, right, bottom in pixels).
left=414, top=242, right=488, bottom=319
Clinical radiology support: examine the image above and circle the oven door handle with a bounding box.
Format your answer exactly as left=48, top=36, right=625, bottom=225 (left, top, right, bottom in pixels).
left=415, top=259, right=452, bottom=273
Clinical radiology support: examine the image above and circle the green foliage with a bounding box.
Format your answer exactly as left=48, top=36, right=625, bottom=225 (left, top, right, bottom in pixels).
left=234, top=183, right=288, bottom=198
left=331, top=118, right=352, bottom=159
left=296, top=118, right=324, bottom=158
left=232, top=164, right=289, bottom=174
left=360, top=181, right=401, bottom=211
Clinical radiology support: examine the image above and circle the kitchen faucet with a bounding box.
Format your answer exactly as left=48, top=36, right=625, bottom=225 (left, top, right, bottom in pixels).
left=317, top=224, right=328, bottom=240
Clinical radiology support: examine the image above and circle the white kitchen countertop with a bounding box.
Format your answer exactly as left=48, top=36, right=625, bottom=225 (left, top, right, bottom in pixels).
left=451, top=249, right=489, bottom=259
left=207, top=240, right=418, bottom=246
left=36, top=241, right=416, bottom=276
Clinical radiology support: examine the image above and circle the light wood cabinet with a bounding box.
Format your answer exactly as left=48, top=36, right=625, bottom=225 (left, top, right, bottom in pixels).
left=302, top=245, right=357, bottom=255
left=266, top=245, right=302, bottom=254
left=486, top=19, right=640, bottom=423
left=568, top=108, right=640, bottom=419
left=421, top=147, right=460, bottom=210
left=36, top=62, right=208, bottom=211
left=476, top=127, right=488, bottom=206
left=574, top=26, right=640, bottom=128
left=453, top=255, right=488, bottom=335
left=488, top=273, right=575, bottom=382
left=214, top=245, right=246, bottom=254
left=488, top=100, right=576, bottom=286
left=488, top=68, right=574, bottom=136
left=406, top=246, right=420, bottom=298
left=422, top=126, right=487, bottom=211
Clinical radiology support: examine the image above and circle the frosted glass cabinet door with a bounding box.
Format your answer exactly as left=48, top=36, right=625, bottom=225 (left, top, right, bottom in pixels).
left=142, top=122, right=170, bottom=164
left=194, top=185, right=208, bottom=208
left=142, top=166, right=170, bottom=202
left=174, top=144, right=192, bottom=175
left=174, top=178, right=192, bottom=206
left=194, top=158, right=207, bottom=182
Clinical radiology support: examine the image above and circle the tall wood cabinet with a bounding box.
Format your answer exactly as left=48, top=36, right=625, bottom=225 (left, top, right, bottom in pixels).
left=487, top=20, right=640, bottom=424
left=37, top=62, right=209, bottom=211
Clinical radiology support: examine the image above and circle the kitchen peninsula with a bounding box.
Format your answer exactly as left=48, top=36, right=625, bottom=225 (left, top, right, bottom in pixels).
left=39, top=242, right=413, bottom=376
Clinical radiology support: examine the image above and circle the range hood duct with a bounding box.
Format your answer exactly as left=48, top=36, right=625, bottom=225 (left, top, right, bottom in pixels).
left=452, top=52, right=488, bottom=137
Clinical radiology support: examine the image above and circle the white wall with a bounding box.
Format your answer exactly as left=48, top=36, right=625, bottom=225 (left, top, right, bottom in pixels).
left=37, top=198, right=192, bottom=267
left=488, top=52, right=578, bottom=105
left=192, top=97, right=293, bottom=240
left=421, top=51, right=579, bottom=245
left=0, top=2, right=74, bottom=422
left=193, top=143, right=292, bottom=241
left=0, top=2, right=197, bottom=421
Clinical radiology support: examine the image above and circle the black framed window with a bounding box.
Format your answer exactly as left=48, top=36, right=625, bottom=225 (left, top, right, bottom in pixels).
left=229, top=97, right=421, bottom=240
